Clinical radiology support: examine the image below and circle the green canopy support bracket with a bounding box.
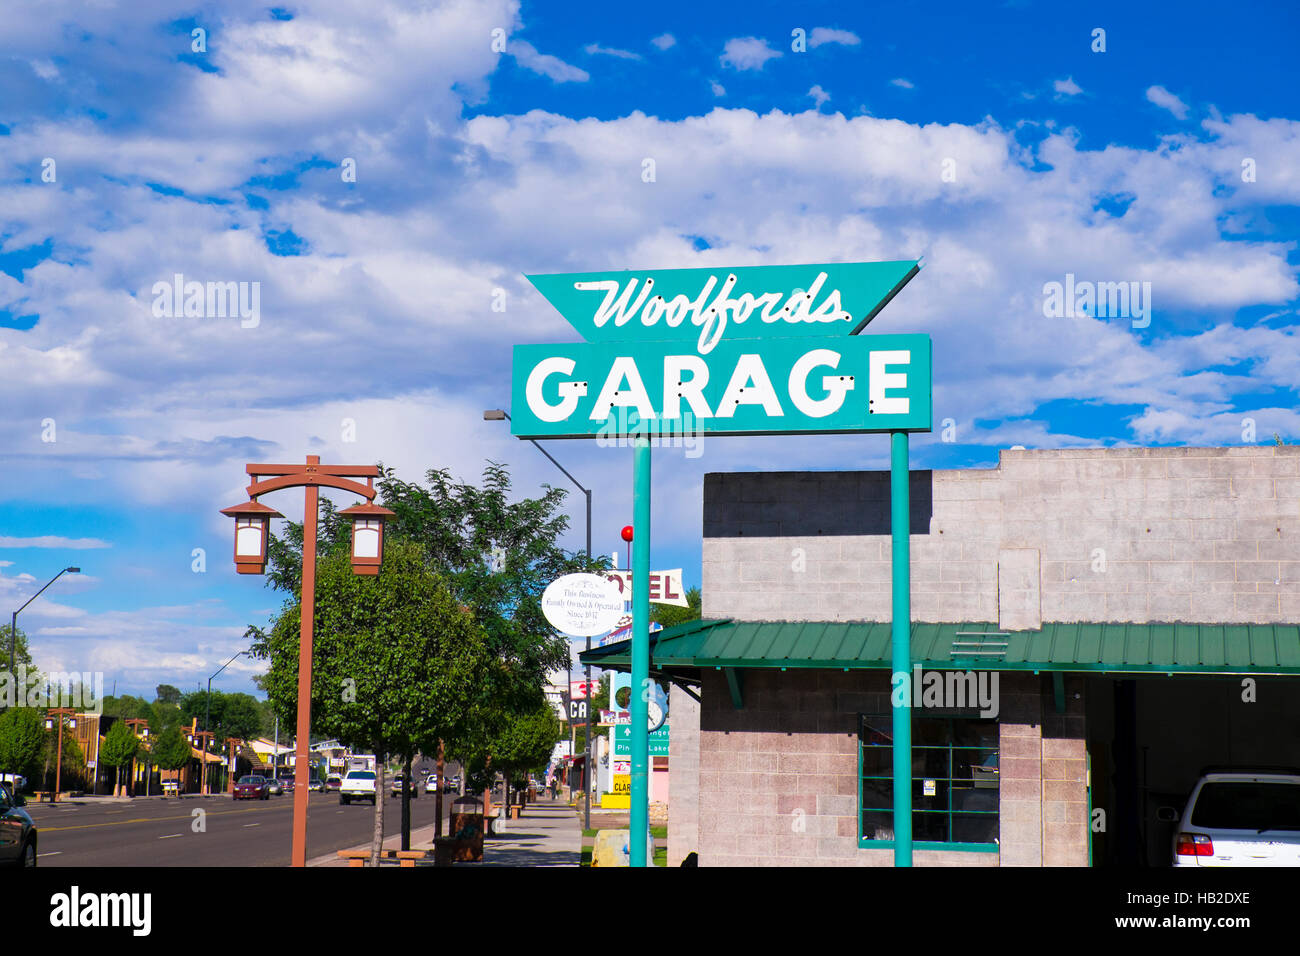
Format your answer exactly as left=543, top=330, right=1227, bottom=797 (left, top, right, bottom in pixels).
left=724, top=668, right=744, bottom=710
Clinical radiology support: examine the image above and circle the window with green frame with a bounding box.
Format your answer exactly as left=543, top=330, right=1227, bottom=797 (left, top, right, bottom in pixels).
left=859, top=713, right=999, bottom=849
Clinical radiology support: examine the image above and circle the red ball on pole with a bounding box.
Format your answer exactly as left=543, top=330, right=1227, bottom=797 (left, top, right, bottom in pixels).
left=620, top=525, right=634, bottom=542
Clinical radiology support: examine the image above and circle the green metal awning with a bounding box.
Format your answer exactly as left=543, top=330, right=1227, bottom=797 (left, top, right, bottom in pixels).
left=579, top=619, right=1300, bottom=676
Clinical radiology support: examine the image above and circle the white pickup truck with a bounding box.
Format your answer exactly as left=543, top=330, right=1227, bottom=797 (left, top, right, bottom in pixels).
left=339, top=769, right=377, bottom=805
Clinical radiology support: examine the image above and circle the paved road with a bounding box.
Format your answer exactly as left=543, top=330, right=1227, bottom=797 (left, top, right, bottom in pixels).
left=25, top=789, right=460, bottom=866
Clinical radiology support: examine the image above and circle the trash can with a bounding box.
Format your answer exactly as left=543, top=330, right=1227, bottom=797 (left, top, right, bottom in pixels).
left=443, top=796, right=484, bottom=862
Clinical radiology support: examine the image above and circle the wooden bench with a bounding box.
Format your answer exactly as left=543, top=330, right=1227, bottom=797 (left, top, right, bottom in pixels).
left=33, top=791, right=52, bottom=802
left=337, top=848, right=433, bottom=868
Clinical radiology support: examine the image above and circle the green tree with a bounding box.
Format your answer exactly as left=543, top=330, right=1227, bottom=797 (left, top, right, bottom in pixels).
left=100, top=719, right=141, bottom=796
left=180, top=690, right=263, bottom=743
left=651, top=586, right=701, bottom=629
left=257, top=461, right=601, bottom=847
left=484, top=703, right=563, bottom=807
left=102, top=695, right=155, bottom=723
left=1, top=627, right=43, bottom=713
left=252, top=540, right=491, bottom=865
left=150, top=700, right=183, bottom=736
left=150, top=726, right=192, bottom=793
left=154, top=684, right=182, bottom=705
left=0, top=707, right=46, bottom=789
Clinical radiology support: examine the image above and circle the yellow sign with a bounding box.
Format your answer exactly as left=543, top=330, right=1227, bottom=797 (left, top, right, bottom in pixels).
left=612, top=774, right=630, bottom=795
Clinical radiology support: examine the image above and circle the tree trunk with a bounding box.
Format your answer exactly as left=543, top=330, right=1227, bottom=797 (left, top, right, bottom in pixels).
left=400, top=754, right=412, bottom=852
left=370, top=756, right=386, bottom=867
left=434, top=740, right=444, bottom=839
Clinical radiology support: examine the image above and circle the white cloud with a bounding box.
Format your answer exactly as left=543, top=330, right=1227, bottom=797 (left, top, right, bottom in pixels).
left=584, top=43, right=642, bottom=61
left=1054, top=76, right=1083, bottom=97
left=809, top=27, right=860, bottom=48
left=2, top=1, right=1299, bottom=694
left=809, top=85, right=830, bottom=108
left=0, top=536, right=111, bottom=549
left=1147, top=84, right=1190, bottom=119
left=710, top=80, right=726, bottom=97
left=890, top=78, right=915, bottom=90
left=720, top=36, right=781, bottom=71
left=511, top=39, right=590, bottom=83
left=29, top=58, right=58, bottom=80
left=650, top=33, right=675, bottom=51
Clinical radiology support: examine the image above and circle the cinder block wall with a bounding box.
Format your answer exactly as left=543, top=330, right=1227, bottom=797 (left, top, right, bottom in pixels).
left=702, top=446, right=1300, bottom=625
left=695, top=668, right=1000, bottom=866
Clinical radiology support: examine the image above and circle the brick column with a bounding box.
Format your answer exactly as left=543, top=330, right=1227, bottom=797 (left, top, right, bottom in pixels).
left=1042, top=676, right=1089, bottom=866
left=667, top=683, right=701, bottom=866
left=998, top=673, right=1043, bottom=866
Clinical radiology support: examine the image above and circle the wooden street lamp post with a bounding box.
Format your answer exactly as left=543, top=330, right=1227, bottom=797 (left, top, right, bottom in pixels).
left=45, top=708, right=77, bottom=801
left=222, top=455, right=393, bottom=868
left=125, top=719, right=149, bottom=797
left=186, top=729, right=215, bottom=794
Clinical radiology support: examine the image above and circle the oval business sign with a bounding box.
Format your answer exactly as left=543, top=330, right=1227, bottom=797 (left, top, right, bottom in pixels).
left=541, top=573, right=625, bottom=637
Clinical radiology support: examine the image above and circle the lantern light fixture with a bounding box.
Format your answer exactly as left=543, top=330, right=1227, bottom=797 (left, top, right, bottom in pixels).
left=219, top=500, right=284, bottom=575
left=338, top=502, right=395, bottom=576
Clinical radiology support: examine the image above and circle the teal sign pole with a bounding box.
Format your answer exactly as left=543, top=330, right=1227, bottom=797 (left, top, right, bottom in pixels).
left=512, top=260, right=930, bottom=868
left=629, top=438, right=652, bottom=867
left=890, top=431, right=912, bottom=867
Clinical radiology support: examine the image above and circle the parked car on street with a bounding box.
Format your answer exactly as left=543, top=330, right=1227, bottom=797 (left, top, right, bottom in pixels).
left=326, top=774, right=343, bottom=792
left=340, top=770, right=377, bottom=805
left=233, top=775, right=271, bottom=800
left=1170, top=769, right=1300, bottom=866
left=0, top=783, right=37, bottom=867
left=309, top=776, right=327, bottom=792
left=266, top=778, right=284, bottom=796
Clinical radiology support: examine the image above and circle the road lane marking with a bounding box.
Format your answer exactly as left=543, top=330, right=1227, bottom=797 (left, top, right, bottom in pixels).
left=40, top=803, right=295, bottom=833
left=158, top=834, right=183, bottom=839
left=39, top=851, right=63, bottom=858
left=243, top=823, right=260, bottom=827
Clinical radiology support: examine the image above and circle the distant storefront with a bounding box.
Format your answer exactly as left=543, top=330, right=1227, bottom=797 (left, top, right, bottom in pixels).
left=583, top=444, right=1300, bottom=866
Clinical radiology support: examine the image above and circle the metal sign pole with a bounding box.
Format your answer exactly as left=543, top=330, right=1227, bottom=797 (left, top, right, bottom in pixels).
left=890, top=431, right=913, bottom=866
left=629, top=437, right=651, bottom=867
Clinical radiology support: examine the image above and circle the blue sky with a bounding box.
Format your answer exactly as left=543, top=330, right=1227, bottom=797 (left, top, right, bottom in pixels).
left=1, top=0, right=1297, bottom=699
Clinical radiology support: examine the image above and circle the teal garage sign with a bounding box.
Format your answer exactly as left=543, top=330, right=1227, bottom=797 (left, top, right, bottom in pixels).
left=511, top=334, right=931, bottom=438
left=512, top=259, right=928, bottom=868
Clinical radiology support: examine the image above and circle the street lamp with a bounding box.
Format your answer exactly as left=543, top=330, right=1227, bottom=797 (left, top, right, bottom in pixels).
left=186, top=729, right=215, bottom=795
left=9, top=566, right=80, bottom=679
left=225, top=738, right=241, bottom=796
left=484, top=408, right=597, bottom=831
left=222, top=455, right=391, bottom=867
left=125, top=719, right=150, bottom=797
left=206, top=650, right=247, bottom=738
left=337, top=502, right=396, bottom=575
left=45, top=708, right=77, bottom=801
left=218, top=502, right=284, bottom=574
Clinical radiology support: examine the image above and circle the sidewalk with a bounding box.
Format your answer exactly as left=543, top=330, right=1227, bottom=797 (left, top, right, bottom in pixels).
left=309, top=799, right=580, bottom=867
